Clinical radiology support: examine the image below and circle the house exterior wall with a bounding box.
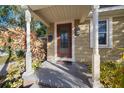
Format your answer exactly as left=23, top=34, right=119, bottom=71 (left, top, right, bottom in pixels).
left=99, top=16, right=124, bottom=62
left=47, top=23, right=55, bottom=62
left=47, top=16, right=124, bottom=63
left=75, top=20, right=92, bottom=63
left=76, top=16, right=124, bottom=63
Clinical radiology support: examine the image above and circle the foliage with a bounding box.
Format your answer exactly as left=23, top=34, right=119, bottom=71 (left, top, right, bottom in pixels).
left=0, top=27, right=46, bottom=87
left=32, top=21, right=47, bottom=37
left=31, top=38, right=46, bottom=61
left=15, top=50, right=25, bottom=58
left=1, top=54, right=25, bottom=88
left=32, top=59, right=43, bottom=70
left=0, top=28, right=26, bottom=54
left=9, top=54, right=17, bottom=62
left=85, top=61, right=124, bottom=88
left=2, top=78, right=23, bottom=88
left=85, top=62, right=92, bottom=73
left=0, top=6, right=47, bottom=88
left=0, top=5, right=25, bottom=28
left=100, top=61, right=124, bottom=88
left=0, top=27, right=46, bottom=62
left=118, top=48, right=124, bottom=60
left=0, top=75, right=5, bottom=80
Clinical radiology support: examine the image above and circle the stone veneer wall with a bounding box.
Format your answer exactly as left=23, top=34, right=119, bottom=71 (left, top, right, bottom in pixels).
left=75, top=20, right=92, bottom=63
left=99, top=16, right=124, bottom=62
left=75, top=16, right=124, bottom=63
left=47, top=23, right=55, bottom=61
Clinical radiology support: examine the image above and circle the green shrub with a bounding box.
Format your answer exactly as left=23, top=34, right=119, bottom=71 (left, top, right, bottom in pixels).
left=100, top=61, right=124, bottom=88
left=84, top=61, right=124, bottom=88
left=9, top=54, right=17, bottom=62
left=2, top=78, right=23, bottom=88
left=32, top=59, right=42, bottom=70
left=15, top=50, right=25, bottom=58
left=1, top=55, right=25, bottom=88
left=87, top=63, right=92, bottom=73
left=7, top=37, right=12, bottom=43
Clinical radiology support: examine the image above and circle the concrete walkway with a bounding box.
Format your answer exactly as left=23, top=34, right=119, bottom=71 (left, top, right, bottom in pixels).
left=30, top=61, right=92, bottom=88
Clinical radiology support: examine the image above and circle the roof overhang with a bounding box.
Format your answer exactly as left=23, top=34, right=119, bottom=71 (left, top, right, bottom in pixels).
left=88, top=5, right=124, bottom=19
left=29, top=5, right=92, bottom=27
left=99, top=5, right=124, bottom=12
left=99, top=8, right=124, bottom=18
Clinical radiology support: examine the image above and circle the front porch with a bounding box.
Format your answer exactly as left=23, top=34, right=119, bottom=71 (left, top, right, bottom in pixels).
left=22, top=5, right=101, bottom=88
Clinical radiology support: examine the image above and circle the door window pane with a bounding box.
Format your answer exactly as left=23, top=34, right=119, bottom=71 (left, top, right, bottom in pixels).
left=60, top=31, right=68, bottom=48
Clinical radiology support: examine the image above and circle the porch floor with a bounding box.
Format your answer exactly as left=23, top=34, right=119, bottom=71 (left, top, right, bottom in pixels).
left=27, top=61, right=92, bottom=88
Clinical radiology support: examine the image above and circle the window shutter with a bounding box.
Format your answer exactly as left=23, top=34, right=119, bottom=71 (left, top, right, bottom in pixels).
left=108, top=17, right=113, bottom=48
left=90, top=18, right=94, bottom=48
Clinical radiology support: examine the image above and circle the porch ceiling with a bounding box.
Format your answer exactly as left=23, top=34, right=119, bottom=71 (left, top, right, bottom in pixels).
left=29, top=5, right=91, bottom=25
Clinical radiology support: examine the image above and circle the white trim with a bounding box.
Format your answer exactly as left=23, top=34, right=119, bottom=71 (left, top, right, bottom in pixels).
left=54, top=20, right=75, bottom=62
left=54, top=23, right=57, bottom=60
left=99, top=5, right=124, bottom=12
left=108, top=17, right=113, bottom=48
left=87, top=13, right=124, bottom=21
left=88, top=6, right=124, bottom=18
left=90, top=17, right=93, bottom=48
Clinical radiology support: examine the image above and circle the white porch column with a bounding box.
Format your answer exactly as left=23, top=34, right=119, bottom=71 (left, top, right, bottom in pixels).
left=22, top=6, right=34, bottom=76
left=92, top=5, right=101, bottom=88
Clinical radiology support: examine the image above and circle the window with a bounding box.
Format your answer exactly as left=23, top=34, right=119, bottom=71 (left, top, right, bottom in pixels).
left=98, top=20, right=107, bottom=45
left=90, top=18, right=113, bottom=48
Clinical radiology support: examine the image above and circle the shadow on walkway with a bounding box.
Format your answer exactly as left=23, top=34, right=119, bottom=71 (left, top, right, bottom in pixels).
left=35, top=61, right=92, bottom=88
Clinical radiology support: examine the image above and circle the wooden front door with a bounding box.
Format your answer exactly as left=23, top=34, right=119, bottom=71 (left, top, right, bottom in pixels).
left=57, top=23, right=72, bottom=58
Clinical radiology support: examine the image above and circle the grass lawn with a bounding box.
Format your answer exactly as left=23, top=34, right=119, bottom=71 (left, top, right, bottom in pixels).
left=0, top=56, right=9, bottom=65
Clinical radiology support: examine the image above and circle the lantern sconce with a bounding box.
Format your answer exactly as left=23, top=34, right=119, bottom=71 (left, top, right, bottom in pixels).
left=74, top=26, right=80, bottom=36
